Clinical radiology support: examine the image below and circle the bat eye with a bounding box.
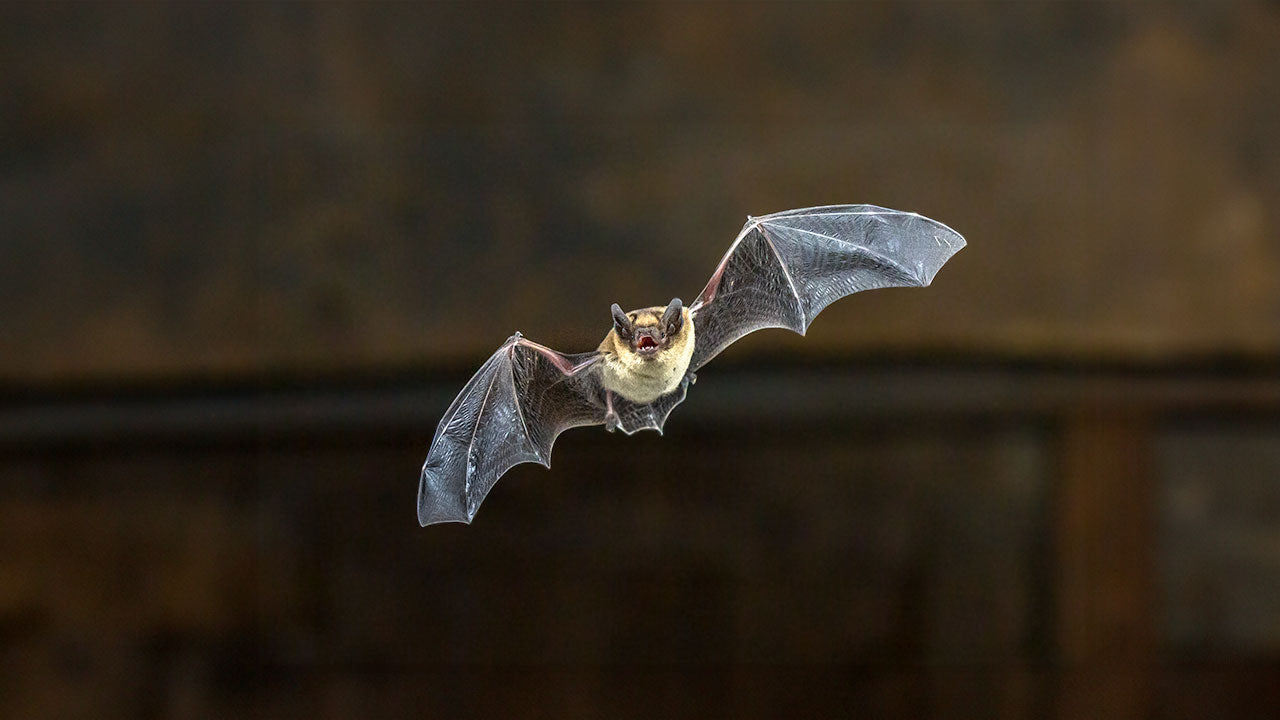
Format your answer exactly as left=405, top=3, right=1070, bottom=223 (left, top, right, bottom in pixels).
left=611, top=303, right=633, bottom=338
left=662, top=297, right=683, bottom=336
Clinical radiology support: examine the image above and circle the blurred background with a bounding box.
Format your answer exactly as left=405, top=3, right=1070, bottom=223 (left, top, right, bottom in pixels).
left=2, top=2, right=1278, bottom=718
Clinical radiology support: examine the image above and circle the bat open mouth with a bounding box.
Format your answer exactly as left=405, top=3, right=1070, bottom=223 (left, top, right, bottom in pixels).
left=635, top=335, right=660, bottom=355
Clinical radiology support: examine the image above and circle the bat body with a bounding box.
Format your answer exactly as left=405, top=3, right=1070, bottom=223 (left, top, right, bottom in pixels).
left=418, top=205, right=965, bottom=526
left=599, top=304, right=695, bottom=406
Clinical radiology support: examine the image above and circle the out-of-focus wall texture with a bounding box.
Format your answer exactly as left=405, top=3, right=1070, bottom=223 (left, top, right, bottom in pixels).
left=2, top=2, right=1278, bottom=718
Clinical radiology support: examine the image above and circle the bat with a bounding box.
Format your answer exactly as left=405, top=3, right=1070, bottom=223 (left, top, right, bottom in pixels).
left=418, top=205, right=965, bottom=525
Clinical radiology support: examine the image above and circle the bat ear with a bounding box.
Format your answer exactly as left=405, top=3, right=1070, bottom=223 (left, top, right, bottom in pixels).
left=611, top=303, right=633, bottom=337
left=662, top=297, right=683, bottom=335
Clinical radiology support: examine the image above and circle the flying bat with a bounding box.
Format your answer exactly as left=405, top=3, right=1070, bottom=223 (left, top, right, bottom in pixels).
left=418, top=205, right=965, bottom=525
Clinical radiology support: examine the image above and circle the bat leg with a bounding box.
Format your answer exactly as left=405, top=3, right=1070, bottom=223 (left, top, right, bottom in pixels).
left=604, top=390, right=620, bottom=433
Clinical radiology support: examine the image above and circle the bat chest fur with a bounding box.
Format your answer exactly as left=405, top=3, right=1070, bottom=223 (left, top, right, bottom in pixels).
left=602, top=351, right=690, bottom=404
left=602, top=335, right=695, bottom=405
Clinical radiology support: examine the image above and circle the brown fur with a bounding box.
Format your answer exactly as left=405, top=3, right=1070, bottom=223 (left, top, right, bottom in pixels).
left=598, top=306, right=695, bottom=404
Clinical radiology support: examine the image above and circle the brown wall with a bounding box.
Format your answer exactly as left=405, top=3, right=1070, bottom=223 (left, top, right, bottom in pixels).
left=3, top=2, right=1278, bottom=381
left=3, top=2, right=1279, bottom=718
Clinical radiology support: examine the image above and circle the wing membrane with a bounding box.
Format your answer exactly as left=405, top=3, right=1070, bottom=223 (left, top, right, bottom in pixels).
left=418, top=335, right=604, bottom=525
left=611, top=377, right=691, bottom=436
left=689, top=205, right=965, bottom=370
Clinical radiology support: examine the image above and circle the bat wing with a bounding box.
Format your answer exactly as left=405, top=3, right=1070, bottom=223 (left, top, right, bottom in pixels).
left=418, top=333, right=606, bottom=526
left=688, top=205, right=965, bottom=371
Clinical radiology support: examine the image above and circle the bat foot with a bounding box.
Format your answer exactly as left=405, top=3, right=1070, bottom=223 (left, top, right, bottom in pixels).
left=685, top=371, right=697, bottom=386
left=604, top=412, right=620, bottom=433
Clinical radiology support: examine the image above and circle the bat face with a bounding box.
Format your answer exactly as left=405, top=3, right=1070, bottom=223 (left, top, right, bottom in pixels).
left=611, top=298, right=684, bottom=359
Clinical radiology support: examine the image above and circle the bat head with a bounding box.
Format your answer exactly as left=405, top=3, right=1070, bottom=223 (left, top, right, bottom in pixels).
left=611, top=298, right=684, bottom=360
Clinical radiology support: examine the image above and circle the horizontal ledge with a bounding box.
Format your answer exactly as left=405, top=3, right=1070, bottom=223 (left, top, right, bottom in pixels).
left=2, top=363, right=1280, bottom=446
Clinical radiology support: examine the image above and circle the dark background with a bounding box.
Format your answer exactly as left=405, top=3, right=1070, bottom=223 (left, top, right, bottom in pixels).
left=3, top=2, right=1279, bottom=718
